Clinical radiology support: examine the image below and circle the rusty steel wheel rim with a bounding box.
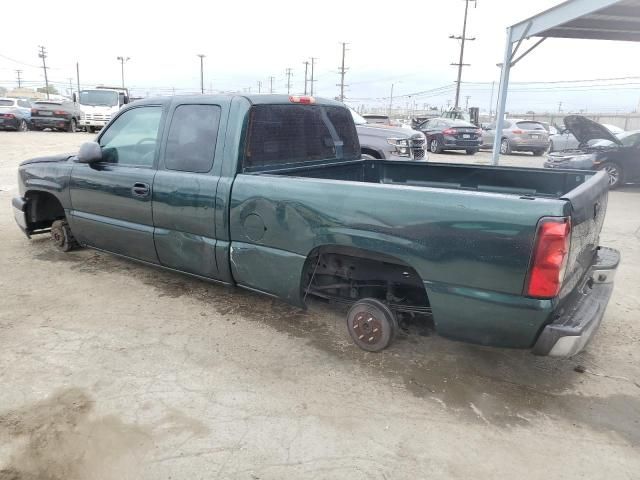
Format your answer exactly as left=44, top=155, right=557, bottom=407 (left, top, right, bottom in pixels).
left=351, top=310, right=384, bottom=346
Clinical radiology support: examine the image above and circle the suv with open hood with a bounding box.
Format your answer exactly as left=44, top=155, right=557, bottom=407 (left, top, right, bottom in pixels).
left=545, top=115, right=640, bottom=188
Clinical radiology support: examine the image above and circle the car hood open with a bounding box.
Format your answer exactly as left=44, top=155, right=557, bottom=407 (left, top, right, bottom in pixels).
left=564, top=115, right=621, bottom=146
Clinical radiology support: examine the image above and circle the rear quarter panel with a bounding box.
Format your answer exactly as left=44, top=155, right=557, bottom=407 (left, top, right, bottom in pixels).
left=229, top=174, right=567, bottom=347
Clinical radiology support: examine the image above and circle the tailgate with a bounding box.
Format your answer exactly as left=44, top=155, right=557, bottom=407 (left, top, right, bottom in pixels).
left=559, top=170, right=609, bottom=299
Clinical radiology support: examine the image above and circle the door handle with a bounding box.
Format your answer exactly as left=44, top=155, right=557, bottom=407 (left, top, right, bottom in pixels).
left=131, top=182, right=150, bottom=197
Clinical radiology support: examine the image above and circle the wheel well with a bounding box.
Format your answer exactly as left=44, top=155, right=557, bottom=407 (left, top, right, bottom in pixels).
left=301, top=245, right=431, bottom=314
left=24, top=191, right=65, bottom=231
left=361, top=147, right=382, bottom=159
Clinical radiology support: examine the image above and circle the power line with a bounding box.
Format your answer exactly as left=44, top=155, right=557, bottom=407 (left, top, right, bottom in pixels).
left=302, top=61, right=309, bottom=95
left=450, top=0, right=476, bottom=109
left=310, top=57, right=317, bottom=96
left=37, top=46, right=50, bottom=99
left=337, top=42, right=349, bottom=102
left=285, top=68, right=292, bottom=94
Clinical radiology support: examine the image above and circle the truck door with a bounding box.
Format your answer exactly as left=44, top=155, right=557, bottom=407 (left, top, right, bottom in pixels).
left=152, top=100, right=226, bottom=280
left=69, top=105, right=164, bottom=263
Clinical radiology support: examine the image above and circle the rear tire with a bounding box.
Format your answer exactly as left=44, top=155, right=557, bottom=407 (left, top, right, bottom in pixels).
left=500, top=138, right=512, bottom=155
left=18, top=119, right=28, bottom=132
left=598, top=162, right=624, bottom=189
left=532, top=149, right=545, bottom=156
left=347, top=298, right=397, bottom=352
left=67, top=119, right=77, bottom=133
left=429, top=138, right=442, bottom=154
left=361, top=153, right=378, bottom=160
left=465, top=149, right=478, bottom=155
left=87, top=126, right=96, bottom=133
left=51, top=220, right=79, bottom=252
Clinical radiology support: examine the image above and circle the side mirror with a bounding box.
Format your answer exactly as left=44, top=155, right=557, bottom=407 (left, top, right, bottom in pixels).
left=123, top=95, right=129, bottom=105
left=72, top=93, right=77, bottom=103
left=77, top=142, right=103, bottom=164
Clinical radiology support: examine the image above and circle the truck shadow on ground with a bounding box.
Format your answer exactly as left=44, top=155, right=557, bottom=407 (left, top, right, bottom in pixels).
left=29, top=239, right=640, bottom=446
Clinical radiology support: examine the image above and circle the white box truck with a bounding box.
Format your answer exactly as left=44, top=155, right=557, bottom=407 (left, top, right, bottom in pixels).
left=78, top=86, right=129, bottom=132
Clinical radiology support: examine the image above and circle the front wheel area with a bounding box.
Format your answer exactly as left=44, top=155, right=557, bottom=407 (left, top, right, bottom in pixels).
left=598, top=162, right=624, bottom=189
left=51, top=219, right=79, bottom=252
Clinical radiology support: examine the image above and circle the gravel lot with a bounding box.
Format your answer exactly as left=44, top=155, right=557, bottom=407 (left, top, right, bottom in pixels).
left=1, top=131, right=639, bottom=479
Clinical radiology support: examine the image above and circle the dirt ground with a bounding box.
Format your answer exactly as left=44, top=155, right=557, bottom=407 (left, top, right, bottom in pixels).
left=0, top=131, right=639, bottom=479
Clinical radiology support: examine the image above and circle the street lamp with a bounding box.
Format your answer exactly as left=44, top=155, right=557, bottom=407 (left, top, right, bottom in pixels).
left=116, top=56, right=130, bottom=89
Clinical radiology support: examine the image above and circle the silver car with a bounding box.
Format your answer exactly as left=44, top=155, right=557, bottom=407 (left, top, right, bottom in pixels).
left=482, top=119, right=550, bottom=155
left=549, top=123, right=624, bottom=152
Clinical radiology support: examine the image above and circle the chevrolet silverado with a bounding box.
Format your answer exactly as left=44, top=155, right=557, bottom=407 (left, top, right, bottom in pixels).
left=12, top=94, right=619, bottom=355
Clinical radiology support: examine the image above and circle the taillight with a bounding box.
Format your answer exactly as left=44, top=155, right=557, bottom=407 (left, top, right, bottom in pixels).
left=442, top=128, right=456, bottom=135
left=289, top=95, right=315, bottom=104
left=512, top=129, right=524, bottom=134
left=525, top=218, right=571, bottom=298
left=475, top=129, right=482, bottom=135
left=31, top=108, right=37, bottom=114
left=54, top=110, right=67, bottom=115
left=2, top=113, right=15, bottom=119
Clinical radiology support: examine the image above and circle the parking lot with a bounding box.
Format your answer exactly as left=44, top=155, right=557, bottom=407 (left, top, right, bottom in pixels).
left=0, top=131, right=639, bottom=479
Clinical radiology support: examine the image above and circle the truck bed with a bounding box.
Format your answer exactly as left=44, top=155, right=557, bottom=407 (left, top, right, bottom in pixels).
left=261, top=159, right=592, bottom=199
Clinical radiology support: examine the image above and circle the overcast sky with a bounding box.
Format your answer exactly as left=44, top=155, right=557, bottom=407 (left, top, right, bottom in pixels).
left=2, top=0, right=640, bottom=113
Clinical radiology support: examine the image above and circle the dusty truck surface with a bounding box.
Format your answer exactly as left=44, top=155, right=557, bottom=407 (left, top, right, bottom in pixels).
left=12, top=94, right=619, bottom=356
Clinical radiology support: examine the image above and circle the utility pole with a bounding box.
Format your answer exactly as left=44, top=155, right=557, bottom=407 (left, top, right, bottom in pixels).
left=465, top=95, right=470, bottom=110
left=15, top=70, right=22, bottom=88
left=38, top=46, right=50, bottom=99
left=68, top=78, right=73, bottom=97
left=257, top=80, right=262, bottom=93
left=197, top=54, right=205, bottom=94
left=310, top=57, right=317, bottom=96
left=489, top=80, right=495, bottom=118
left=558, top=101, right=563, bottom=113
left=388, top=83, right=394, bottom=115
left=269, top=76, right=275, bottom=93
left=450, top=0, right=476, bottom=109
left=285, top=68, right=292, bottom=94
left=303, top=61, right=309, bottom=95
left=116, top=56, right=130, bottom=89
left=337, top=42, right=349, bottom=102
left=76, top=62, right=81, bottom=94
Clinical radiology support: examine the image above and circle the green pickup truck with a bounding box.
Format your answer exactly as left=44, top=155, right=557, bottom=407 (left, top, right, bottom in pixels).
left=12, top=94, right=619, bottom=356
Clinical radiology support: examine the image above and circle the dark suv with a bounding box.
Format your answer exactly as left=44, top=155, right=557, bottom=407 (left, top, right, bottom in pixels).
left=31, top=99, right=82, bottom=132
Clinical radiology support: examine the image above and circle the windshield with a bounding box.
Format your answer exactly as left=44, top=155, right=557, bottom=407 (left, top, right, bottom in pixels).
left=0, top=100, right=14, bottom=106
left=516, top=121, right=545, bottom=131
left=80, top=90, right=119, bottom=107
left=349, top=108, right=367, bottom=125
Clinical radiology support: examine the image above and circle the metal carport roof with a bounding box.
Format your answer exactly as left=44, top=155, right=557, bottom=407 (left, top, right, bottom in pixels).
left=492, top=0, right=640, bottom=164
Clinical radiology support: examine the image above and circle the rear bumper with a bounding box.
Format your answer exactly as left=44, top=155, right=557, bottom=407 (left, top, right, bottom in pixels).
left=80, top=119, right=109, bottom=127
left=533, top=246, right=620, bottom=357
left=0, top=117, right=20, bottom=129
left=32, top=117, right=70, bottom=129
left=510, top=139, right=549, bottom=151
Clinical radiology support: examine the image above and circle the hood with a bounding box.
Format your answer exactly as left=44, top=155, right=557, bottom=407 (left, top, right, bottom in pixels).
left=20, top=153, right=75, bottom=166
left=564, top=115, right=621, bottom=146
left=356, top=123, right=422, bottom=139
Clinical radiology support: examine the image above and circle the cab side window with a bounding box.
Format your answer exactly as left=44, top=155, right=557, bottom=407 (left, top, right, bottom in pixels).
left=164, top=105, right=221, bottom=173
left=99, top=106, right=162, bottom=167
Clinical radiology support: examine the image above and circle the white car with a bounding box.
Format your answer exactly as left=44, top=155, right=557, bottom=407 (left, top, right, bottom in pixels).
left=549, top=122, right=624, bottom=152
